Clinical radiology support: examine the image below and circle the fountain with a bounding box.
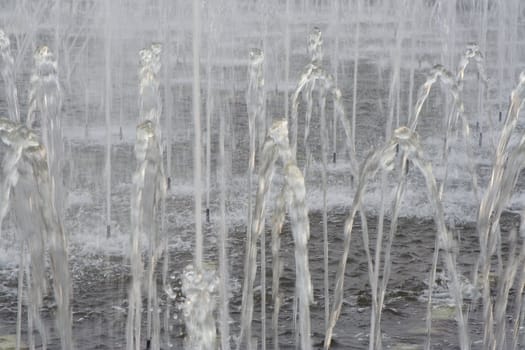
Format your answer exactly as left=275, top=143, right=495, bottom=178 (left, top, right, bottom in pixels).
left=1, top=1, right=525, bottom=350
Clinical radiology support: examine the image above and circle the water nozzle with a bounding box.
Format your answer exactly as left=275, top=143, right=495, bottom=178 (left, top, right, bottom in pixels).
left=479, top=132, right=483, bottom=148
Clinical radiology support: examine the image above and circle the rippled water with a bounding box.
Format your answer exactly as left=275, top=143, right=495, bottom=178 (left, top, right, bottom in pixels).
left=0, top=204, right=519, bottom=349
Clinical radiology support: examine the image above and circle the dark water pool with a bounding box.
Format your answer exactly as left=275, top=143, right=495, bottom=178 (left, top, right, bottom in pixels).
left=0, top=208, right=521, bottom=350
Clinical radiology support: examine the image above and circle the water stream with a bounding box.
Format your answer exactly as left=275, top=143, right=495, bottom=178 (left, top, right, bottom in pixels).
left=1, top=2, right=525, bottom=350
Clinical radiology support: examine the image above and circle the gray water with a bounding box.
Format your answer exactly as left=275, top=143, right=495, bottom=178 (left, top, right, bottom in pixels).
left=0, top=81, right=519, bottom=349
left=1, top=1, right=525, bottom=349
left=1, top=203, right=514, bottom=349
left=0, top=62, right=517, bottom=349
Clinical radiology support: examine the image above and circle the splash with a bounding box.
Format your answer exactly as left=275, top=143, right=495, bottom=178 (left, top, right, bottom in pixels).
left=324, top=126, right=469, bottom=350
left=290, top=28, right=357, bottom=176
left=182, top=264, right=218, bottom=350
left=127, top=120, right=166, bottom=350
left=239, top=120, right=312, bottom=349
left=0, top=119, right=73, bottom=350
left=409, top=47, right=488, bottom=203
left=0, top=30, right=20, bottom=123
left=127, top=45, right=166, bottom=350
left=245, top=47, right=266, bottom=347
left=474, top=71, right=525, bottom=348
left=139, top=44, right=163, bottom=135
left=26, top=46, right=65, bottom=218
left=289, top=29, right=356, bottom=340
left=247, top=48, right=265, bottom=169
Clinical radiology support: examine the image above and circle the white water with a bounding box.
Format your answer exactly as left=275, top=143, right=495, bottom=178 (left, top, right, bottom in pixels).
left=1, top=2, right=525, bottom=350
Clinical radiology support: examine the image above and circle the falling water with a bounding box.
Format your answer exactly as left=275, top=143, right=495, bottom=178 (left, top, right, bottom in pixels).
left=0, top=30, right=20, bottom=123
left=139, top=45, right=162, bottom=133
left=410, top=64, right=459, bottom=130
left=240, top=120, right=313, bottom=350
left=104, top=0, right=112, bottom=238
left=161, top=2, right=173, bottom=346
left=127, top=44, right=166, bottom=350
left=192, top=0, right=203, bottom=272
left=331, top=0, right=340, bottom=163
left=3, top=2, right=525, bottom=350
left=205, top=23, right=213, bottom=223
left=290, top=27, right=321, bottom=163
left=324, top=135, right=397, bottom=349
left=127, top=120, right=165, bottom=350
left=181, top=1, right=219, bottom=348
left=162, top=0, right=173, bottom=190
left=246, top=47, right=265, bottom=348
left=0, top=119, right=72, bottom=350
left=181, top=265, right=218, bottom=350
left=281, top=149, right=313, bottom=350
left=26, top=46, right=65, bottom=219
left=409, top=57, right=486, bottom=202
left=350, top=0, right=361, bottom=153
left=0, top=119, right=19, bottom=231
left=247, top=48, right=265, bottom=170
left=283, top=0, right=290, bottom=123
left=289, top=28, right=357, bottom=339
left=324, top=125, right=472, bottom=349
left=271, top=181, right=286, bottom=350
left=238, top=116, right=279, bottom=349
left=218, top=102, right=230, bottom=350
left=475, top=71, right=525, bottom=349
left=360, top=45, right=488, bottom=349
left=456, top=44, right=488, bottom=91
left=290, top=28, right=358, bottom=176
